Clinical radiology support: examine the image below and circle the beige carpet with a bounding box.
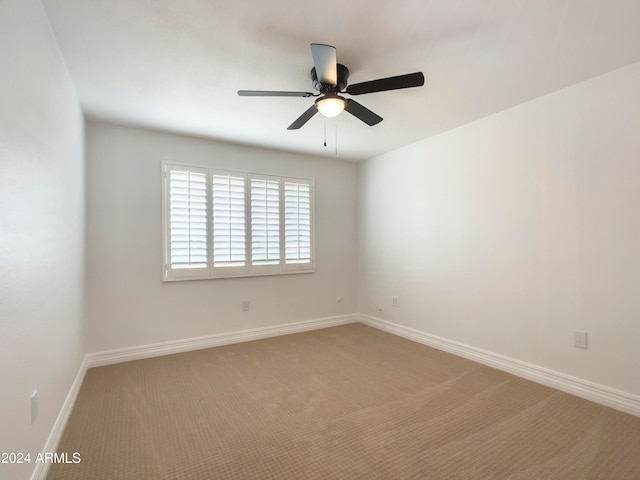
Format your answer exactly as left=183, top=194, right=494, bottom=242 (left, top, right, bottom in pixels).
left=48, top=324, right=640, bottom=479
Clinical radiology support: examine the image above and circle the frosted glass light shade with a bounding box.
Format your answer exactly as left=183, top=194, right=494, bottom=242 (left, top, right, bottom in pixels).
left=316, top=96, right=345, bottom=117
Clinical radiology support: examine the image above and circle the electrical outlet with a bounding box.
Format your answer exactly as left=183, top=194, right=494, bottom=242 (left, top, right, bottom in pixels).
left=573, top=331, right=588, bottom=349
left=241, top=300, right=250, bottom=312
left=30, top=390, right=38, bottom=425
left=391, top=296, right=400, bottom=307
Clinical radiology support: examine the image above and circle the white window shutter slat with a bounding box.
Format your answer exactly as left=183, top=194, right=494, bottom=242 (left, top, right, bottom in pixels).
left=168, top=169, right=208, bottom=271
left=251, top=178, right=280, bottom=266
left=284, top=181, right=312, bottom=266
left=212, top=174, right=246, bottom=269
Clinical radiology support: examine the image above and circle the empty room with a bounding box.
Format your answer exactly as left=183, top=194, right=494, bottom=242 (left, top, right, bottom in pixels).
left=2, top=0, right=640, bottom=479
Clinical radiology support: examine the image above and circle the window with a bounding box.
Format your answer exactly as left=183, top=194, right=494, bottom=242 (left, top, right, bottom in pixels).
left=162, top=163, right=314, bottom=281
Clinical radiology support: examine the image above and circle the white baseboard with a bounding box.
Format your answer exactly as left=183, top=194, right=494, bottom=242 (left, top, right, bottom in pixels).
left=30, top=358, right=89, bottom=480
left=86, top=314, right=358, bottom=368
left=359, top=314, right=640, bottom=417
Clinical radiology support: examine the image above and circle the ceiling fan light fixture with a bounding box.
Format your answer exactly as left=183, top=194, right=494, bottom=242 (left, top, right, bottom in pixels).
left=315, top=95, right=345, bottom=117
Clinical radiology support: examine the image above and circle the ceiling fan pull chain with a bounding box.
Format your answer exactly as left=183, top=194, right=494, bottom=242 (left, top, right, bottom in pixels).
left=323, top=117, right=327, bottom=147
left=335, top=122, right=338, bottom=156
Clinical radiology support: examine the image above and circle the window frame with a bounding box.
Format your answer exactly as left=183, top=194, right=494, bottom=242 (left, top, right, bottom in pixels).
left=162, top=162, right=315, bottom=281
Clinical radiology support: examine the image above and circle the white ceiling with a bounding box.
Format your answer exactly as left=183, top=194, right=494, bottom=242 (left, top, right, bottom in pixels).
left=41, top=0, right=640, bottom=161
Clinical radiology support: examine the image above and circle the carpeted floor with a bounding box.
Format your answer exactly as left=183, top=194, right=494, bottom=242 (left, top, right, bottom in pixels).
left=48, top=324, right=640, bottom=479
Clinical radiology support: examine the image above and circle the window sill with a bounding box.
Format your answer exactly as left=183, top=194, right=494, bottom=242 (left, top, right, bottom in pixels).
left=162, top=267, right=315, bottom=282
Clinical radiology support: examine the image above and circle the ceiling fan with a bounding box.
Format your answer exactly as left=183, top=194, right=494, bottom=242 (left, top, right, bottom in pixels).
left=238, top=43, right=425, bottom=130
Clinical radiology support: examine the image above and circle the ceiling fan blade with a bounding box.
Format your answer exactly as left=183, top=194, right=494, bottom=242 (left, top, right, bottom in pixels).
left=344, top=99, right=383, bottom=126
left=287, top=106, right=318, bottom=130
left=310, top=43, right=337, bottom=86
left=346, top=72, right=425, bottom=95
left=238, top=90, right=314, bottom=97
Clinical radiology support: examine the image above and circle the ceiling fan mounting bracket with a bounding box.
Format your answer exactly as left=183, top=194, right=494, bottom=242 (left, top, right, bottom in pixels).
left=311, top=64, right=349, bottom=93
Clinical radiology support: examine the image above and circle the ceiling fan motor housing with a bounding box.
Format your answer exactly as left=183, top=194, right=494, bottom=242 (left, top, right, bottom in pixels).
left=311, top=64, right=349, bottom=93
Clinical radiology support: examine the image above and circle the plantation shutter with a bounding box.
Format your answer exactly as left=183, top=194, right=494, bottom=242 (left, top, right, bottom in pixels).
left=163, top=163, right=314, bottom=280
left=167, top=167, right=208, bottom=275
left=284, top=180, right=312, bottom=267
left=250, top=177, right=281, bottom=267
left=212, top=173, right=247, bottom=271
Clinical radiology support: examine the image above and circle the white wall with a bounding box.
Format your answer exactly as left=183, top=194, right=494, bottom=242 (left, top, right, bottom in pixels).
left=358, top=62, right=640, bottom=397
left=85, top=120, right=357, bottom=353
left=0, top=1, right=85, bottom=479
